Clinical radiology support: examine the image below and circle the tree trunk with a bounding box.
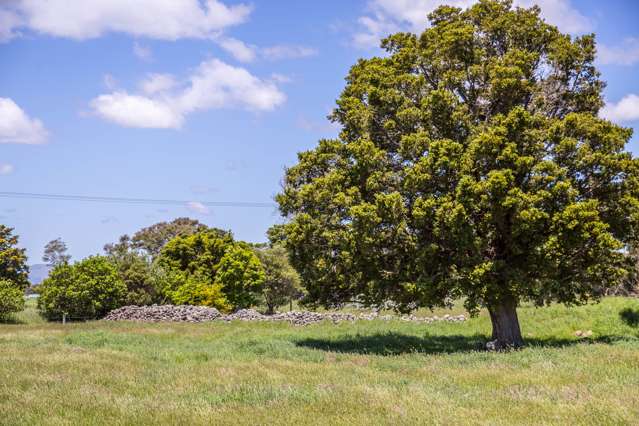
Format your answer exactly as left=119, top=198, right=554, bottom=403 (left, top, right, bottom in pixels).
left=487, top=297, right=524, bottom=349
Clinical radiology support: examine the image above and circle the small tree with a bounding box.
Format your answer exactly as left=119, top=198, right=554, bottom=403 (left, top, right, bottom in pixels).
left=214, top=243, right=265, bottom=310
left=37, top=256, right=127, bottom=320
left=104, top=235, right=158, bottom=305
left=158, top=231, right=264, bottom=310
left=42, top=238, right=71, bottom=267
left=276, top=1, right=639, bottom=348
left=0, top=225, right=29, bottom=290
left=0, top=279, right=25, bottom=320
left=255, top=245, right=302, bottom=314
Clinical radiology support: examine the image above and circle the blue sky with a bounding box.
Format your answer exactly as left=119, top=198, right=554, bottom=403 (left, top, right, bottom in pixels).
left=1, top=0, right=639, bottom=263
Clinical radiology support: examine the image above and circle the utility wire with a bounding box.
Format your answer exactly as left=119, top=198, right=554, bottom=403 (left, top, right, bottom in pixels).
left=0, top=191, right=277, bottom=208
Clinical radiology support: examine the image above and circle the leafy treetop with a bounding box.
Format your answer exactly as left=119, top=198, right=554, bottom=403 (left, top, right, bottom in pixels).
left=42, top=238, right=71, bottom=267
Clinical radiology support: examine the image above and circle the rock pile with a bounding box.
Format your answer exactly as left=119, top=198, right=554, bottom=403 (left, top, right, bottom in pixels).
left=221, top=308, right=267, bottom=322
left=399, top=313, right=467, bottom=323
left=218, top=309, right=356, bottom=325
left=104, top=305, right=466, bottom=325
left=273, top=311, right=357, bottom=325
left=104, top=305, right=221, bottom=323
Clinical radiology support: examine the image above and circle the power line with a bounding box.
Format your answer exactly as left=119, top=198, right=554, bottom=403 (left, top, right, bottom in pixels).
left=0, top=191, right=277, bottom=208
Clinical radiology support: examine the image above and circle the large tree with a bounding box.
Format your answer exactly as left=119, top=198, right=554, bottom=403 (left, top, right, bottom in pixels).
left=0, top=224, right=29, bottom=290
left=276, top=0, right=639, bottom=348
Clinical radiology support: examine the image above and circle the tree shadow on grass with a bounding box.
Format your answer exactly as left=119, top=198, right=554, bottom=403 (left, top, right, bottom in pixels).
left=295, top=332, right=632, bottom=356
left=620, top=308, right=639, bottom=327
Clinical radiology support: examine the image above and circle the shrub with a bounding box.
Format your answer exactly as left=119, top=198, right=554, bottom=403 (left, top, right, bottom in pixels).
left=168, top=272, right=230, bottom=312
left=37, top=256, right=127, bottom=321
left=0, top=279, right=25, bottom=320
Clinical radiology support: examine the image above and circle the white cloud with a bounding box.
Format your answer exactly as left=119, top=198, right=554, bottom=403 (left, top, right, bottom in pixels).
left=523, top=0, right=592, bottom=34
left=598, top=38, right=639, bottom=66
left=133, top=41, right=152, bottom=61
left=0, top=163, right=14, bottom=175
left=177, top=59, right=286, bottom=113
left=139, top=73, right=176, bottom=95
left=186, top=201, right=210, bottom=215
left=216, top=36, right=256, bottom=63
left=600, top=94, right=639, bottom=123
left=90, top=58, right=286, bottom=129
left=90, top=92, right=184, bottom=129
left=3, top=0, right=251, bottom=40
left=262, top=45, right=318, bottom=60
left=0, top=98, right=48, bottom=144
left=2, top=1, right=318, bottom=65
left=353, top=0, right=592, bottom=48
left=215, top=41, right=319, bottom=63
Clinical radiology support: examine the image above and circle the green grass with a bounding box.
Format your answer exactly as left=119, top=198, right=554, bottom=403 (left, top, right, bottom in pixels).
left=1, top=298, right=639, bottom=425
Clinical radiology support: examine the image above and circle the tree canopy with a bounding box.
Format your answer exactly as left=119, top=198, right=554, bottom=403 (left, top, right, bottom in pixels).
left=130, top=217, right=227, bottom=258
left=276, top=0, right=639, bottom=347
left=158, top=230, right=263, bottom=310
left=37, top=256, right=127, bottom=320
left=42, top=238, right=71, bottom=267
left=0, top=224, right=29, bottom=290
left=104, top=235, right=159, bottom=305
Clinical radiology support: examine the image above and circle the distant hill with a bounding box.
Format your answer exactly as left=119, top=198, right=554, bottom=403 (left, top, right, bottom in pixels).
left=28, top=264, right=51, bottom=285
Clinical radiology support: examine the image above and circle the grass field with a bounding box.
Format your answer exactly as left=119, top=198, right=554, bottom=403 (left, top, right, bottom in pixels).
left=1, top=298, right=639, bottom=425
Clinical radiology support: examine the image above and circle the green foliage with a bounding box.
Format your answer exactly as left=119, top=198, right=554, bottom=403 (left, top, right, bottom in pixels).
left=100, top=220, right=235, bottom=307
left=158, top=230, right=234, bottom=280
left=37, top=256, right=127, bottom=320
left=214, top=243, right=265, bottom=309
left=104, top=235, right=159, bottom=305
left=131, top=218, right=229, bottom=258
left=167, top=271, right=231, bottom=312
left=266, top=224, right=288, bottom=246
left=0, top=279, right=25, bottom=320
left=255, top=245, right=302, bottom=314
left=0, top=225, right=29, bottom=290
left=158, top=231, right=262, bottom=310
left=276, top=1, right=639, bottom=344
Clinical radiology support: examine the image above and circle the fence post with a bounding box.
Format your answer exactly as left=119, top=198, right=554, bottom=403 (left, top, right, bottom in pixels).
left=62, top=313, right=67, bottom=325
